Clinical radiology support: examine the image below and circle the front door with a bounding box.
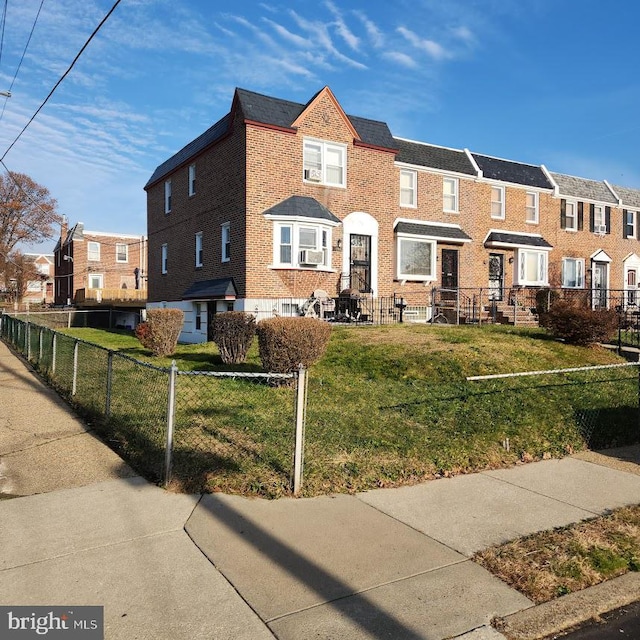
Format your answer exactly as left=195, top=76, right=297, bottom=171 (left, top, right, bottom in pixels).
left=441, top=249, right=459, bottom=289
left=488, top=253, right=504, bottom=301
left=350, top=234, right=371, bottom=293
left=593, top=262, right=608, bottom=309
left=207, top=302, right=217, bottom=341
left=627, top=268, right=639, bottom=307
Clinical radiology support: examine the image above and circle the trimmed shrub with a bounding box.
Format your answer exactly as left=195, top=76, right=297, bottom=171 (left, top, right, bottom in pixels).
left=136, top=308, right=184, bottom=357
left=256, top=317, right=331, bottom=373
left=542, top=300, right=618, bottom=346
left=211, top=311, right=256, bottom=364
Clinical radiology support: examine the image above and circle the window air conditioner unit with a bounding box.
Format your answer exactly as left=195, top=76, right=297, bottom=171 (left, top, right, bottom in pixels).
left=595, top=225, right=607, bottom=234
left=299, top=249, right=324, bottom=265
left=304, top=168, right=322, bottom=182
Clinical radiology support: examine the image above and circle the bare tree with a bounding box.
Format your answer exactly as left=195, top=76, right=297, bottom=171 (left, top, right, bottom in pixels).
left=4, top=251, right=41, bottom=304
left=0, top=172, right=60, bottom=290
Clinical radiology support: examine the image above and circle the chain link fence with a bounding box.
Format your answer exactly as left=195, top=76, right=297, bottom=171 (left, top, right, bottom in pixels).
left=2, top=314, right=638, bottom=498
left=0, top=314, right=302, bottom=492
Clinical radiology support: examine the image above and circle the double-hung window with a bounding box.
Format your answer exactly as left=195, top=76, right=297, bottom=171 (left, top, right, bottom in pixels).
left=562, top=258, right=584, bottom=288
left=565, top=201, right=577, bottom=231
left=396, top=233, right=436, bottom=281
left=88, top=241, right=100, bottom=261
left=491, top=186, right=505, bottom=219
left=625, top=210, right=636, bottom=239
left=164, top=180, right=172, bottom=214
left=195, top=232, right=203, bottom=267
left=525, top=191, right=538, bottom=223
left=188, top=164, right=196, bottom=196
left=517, top=249, right=548, bottom=286
left=593, top=205, right=606, bottom=233
left=303, top=138, right=346, bottom=187
left=88, top=274, right=103, bottom=290
left=221, top=223, right=230, bottom=262
left=161, top=244, right=168, bottom=274
left=400, top=170, right=417, bottom=207
left=116, top=243, right=128, bottom=263
left=443, top=177, right=458, bottom=212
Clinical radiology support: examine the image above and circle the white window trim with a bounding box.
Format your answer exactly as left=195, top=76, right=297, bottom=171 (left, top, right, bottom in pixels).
left=593, top=205, right=606, bottom=231
left=269, top=217, right=335, bottom=270
left=221, top=223, right=230, bottom=263
left=87, top=241, right=100, bottom=262
left=561, top=257, right=585, bottom=289
left=443, top=177, right=459, bottom=213
left=303, top=137, right=347, bottom=188
left=525, top=191, right=539, bottom=224
left=88, top=273, right=104, bottom=289
left=400, top=169, right=417, bottom=208
left=115, top=243, right=128, bottom=263
left=195, top=232, right=203, bottom=268
left=491, top=185, right=505, bottom=220
left=161, top=244, right=168, bottom=275
left=565, top=200, right=578, bottom=232
left=516, top=248, right=548, bottom=286
left=188, top=164, right=196, bottom=197
left=164, top=179, right=172, bottom=214
left=626, top=210, right=637, bottom=239
left=395, top=232, right=437, bottom=282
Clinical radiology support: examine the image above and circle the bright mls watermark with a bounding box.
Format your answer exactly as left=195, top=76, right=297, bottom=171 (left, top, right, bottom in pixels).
left=0, top=607, right=103, bottom=639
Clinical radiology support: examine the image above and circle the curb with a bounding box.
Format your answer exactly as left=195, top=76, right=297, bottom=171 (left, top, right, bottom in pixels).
left=494, top=571, right=640, bottom=639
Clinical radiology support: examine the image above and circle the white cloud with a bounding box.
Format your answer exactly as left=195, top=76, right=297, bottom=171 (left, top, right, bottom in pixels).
left=397, top=26, right=451, bottom=61
left=353, top=10, right=384, bottom=49
left=262, top=18, right=310, bottom=48
left=325, top=0, right=360, bottom=51
left=383, top=51, right=418, bottom=69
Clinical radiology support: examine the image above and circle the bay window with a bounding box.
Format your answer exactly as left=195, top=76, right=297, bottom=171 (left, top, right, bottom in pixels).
left=562, top=258, right=584, bottom=288
left=517, top=249, right=548, bottom=286
left=396, top=235, right=436, bottom=281
left=273, top=221, right=332, bottom=269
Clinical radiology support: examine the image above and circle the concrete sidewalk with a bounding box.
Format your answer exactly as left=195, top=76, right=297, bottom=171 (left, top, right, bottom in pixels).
left=2, top=338, right=640, bottom=640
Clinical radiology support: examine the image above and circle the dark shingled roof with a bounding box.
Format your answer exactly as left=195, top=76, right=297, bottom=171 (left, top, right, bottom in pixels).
left=473, top=154, right=552, bottom=189
left=395, top=221, right=471, bottom=242
left=485, top=231, right=552, bottom=248
left=145, top=113, right=231, bottom=187
left=146, top=88, right=397, bottom=187
left=182, top=277, right=237, bottom=300
left=394, top=138, right=476, bottom=175
left=262, top=196, right=341, bottom=224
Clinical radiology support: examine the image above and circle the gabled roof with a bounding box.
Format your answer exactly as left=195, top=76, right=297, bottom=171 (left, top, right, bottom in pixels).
left=394, top=138, right=476, bottom=176
left=146, top=87, right=397, bottom=188
left=395, top=220, right=471, bottom=243
left=472, top=154, right=552, bottom=189
left=182, top=277, right=237, bottom=300
left=611, top=184, right=640, bottom=209
left=550, top=172, right=618, bottom=204
left=262, top=195, right=341, bottom=224
left=63, top=222, right=85, bottom=245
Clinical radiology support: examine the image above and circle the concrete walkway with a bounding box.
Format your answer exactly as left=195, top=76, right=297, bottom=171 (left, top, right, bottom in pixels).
left=1, top=339, right=640, bottom=640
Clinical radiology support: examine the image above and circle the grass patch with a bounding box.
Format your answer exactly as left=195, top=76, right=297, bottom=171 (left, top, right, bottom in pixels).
left=475, top=505, right=640, bottom=603
left=49, top=324, right=640, bottom=497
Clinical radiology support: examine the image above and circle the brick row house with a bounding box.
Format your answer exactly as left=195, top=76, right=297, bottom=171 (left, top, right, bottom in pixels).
left=145, top=86, right=640, bottom=342
left=54, top=221, right=148, bottom=324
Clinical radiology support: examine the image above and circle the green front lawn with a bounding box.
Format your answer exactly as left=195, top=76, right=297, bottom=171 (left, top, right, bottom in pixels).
left=60, top=324, right=639, bottom=497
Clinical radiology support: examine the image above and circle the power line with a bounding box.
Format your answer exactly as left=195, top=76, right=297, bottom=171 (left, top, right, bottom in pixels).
left=0, top=0, right=7, bottom=72
left=0, top=0, right=46, bottom=124
left=0, top=0, right=122, bottom=162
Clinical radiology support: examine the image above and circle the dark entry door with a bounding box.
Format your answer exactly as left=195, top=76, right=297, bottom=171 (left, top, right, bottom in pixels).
left=207, top=302, right=217, bottom=341
left=441, top=249, right=459, bottom=289
left=488, top=253, right=504, bottom=301
left=350, top=234, right=371, bottom=293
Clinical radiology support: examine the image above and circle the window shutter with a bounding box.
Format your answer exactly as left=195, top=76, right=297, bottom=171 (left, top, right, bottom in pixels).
left=578, top=202, right=584, bottom=230
left=560, top=199, right=566, bottom=229
left=589, top=203, right=595, bottom=232
left=605, top=206, right=611, bottom=233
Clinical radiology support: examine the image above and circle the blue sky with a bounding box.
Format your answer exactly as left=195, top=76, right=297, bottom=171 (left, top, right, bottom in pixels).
left=4, top=0, right=640, bottom=253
